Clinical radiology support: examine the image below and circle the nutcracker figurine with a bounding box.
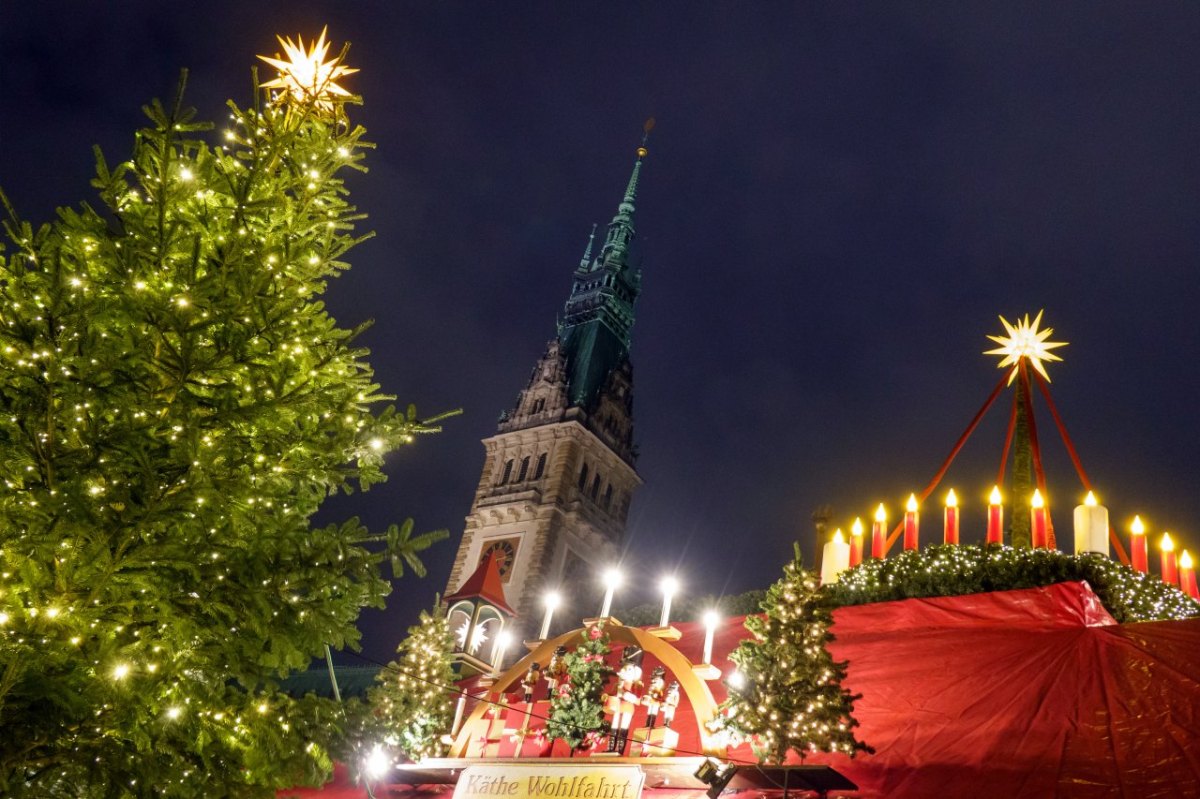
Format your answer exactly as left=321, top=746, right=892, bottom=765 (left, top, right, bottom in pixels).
left=605, top=646, right=644, bottom=754
left=643, top=666, right=667, bottom=728
left=545, top=646, right=568, bottom=696
left=661, top=680, right=680, bottom=728
left=521, top=661, right=542, bottom=704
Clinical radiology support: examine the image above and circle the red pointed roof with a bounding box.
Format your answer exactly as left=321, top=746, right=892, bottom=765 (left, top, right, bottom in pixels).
left=443, top=550, right=515, bottom=616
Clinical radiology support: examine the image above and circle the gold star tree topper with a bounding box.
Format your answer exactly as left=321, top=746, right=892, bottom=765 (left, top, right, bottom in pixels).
left=984, top=310, right=1068, bottom=383
left=258, top=27, right=357, bottom=111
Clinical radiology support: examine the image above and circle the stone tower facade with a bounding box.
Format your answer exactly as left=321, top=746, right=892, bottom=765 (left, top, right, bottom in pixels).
left=444, top=144, right=650, bottom=630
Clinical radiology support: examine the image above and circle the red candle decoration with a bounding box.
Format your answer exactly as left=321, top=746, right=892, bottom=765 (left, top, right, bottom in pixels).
left=1180, top=551, right=1199, bottom=600
left=849, top=517, right=864, bottom=567
left=1030, top=489, right=1047, bottom=548
left=1130, top=515, right=1148, bottom=573
left=904, top=494, right=919, bottom=551
left=943, top=489, right=960, bottom=545
left=871, top=504, right=887, bottom=559
left=1160, top=533, right=1178, bottom=586
left=986, top=486, right=1004, bottom=545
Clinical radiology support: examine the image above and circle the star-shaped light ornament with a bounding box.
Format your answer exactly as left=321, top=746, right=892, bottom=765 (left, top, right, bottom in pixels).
left=258, top=27, right=357, bottom=112
left=984, top=310, right=1068, bottom=383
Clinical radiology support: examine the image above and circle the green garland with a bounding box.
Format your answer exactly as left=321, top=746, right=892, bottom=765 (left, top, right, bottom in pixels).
left=827, top=544, right=1200, bottom=623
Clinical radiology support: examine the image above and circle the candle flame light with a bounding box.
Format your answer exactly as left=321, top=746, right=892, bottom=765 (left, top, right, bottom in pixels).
left=658, top=576, right=680, bottom=628
left=833, top=529, right=845, bottom=545
left=1031, top=489, right=1045, bottom=509
left=906, top=494, right=919, bottom=513
left=946, top=489, right=958, bottom=508
left=875, top=504, right=887, bottom=523
left=1084, top=490, right=1098, bottom=507
left=1162, top=532, right=1175, bottom=552
left=1130, top=515, right=1149, bottom=573
left=990, top=486, right=1003, bottom=505
left=851, top=518, right=864, bottom=537
left=1183, top=551, right=1195, bottom=570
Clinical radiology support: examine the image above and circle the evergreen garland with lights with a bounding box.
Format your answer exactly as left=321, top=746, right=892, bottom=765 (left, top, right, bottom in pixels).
left=0, top=37, right=452, bottom=796
left=367, top=602, right=457, bottom=762
left=544, top=623, right=613, bottom=753
left=828, top=544, right=1200, bottom=622
left=710, top=545, right=870, bottom=765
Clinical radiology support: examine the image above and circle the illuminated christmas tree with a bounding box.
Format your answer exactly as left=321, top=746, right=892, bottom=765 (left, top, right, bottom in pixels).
left=711, top=545, right=870, bottom=764
left=368, top=602, right=457, bottom=761
left=0, top=30, right=450, bottom=795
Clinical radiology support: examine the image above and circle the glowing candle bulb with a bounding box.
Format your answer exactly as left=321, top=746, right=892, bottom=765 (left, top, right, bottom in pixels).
left=871, top=504, right=887, bottom=559
left=659, top=576, right=680, bottom=627
left=820, top=530, right=851, bottom=585
left=904, top=494, right=919, bottom=551
left=944, top=489, right=960, bottom=545
left=1160, top=533, right=1178, bottom=586
left=1179, top=550, right=1198, bottom=600
left=1030, top=489, right=1047, bottom=548
left=1130, top=516, right=1148, bottom=573
left=849, top=518, right=864, bottom=567
left=599, top=568, right=622, bottom=618
left=987, top=486, right=1004, bottom=545
left=1073, top=490, right=1109, bottom=557
left=701, top=610, right=720, bottom=665
left=538, top=591, right=561, bottom=640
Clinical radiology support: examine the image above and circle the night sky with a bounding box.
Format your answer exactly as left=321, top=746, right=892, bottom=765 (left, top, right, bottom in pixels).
left=3, top=3, right=1199, bottom=666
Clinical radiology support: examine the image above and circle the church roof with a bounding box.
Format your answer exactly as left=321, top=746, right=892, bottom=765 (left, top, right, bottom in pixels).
left=443, top=549, right=515, bottom=616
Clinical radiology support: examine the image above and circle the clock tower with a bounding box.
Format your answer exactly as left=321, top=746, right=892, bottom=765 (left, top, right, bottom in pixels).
left=444, top=141, right=651, bottom=632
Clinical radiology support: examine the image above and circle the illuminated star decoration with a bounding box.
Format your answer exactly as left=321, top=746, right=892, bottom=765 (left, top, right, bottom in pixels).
left=258, top=26, right=358, bottom=111
left=984, top=310, right=1068, bottom=383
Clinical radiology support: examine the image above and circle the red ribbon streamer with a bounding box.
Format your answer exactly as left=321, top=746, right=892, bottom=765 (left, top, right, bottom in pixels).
left=1032, top=370, right=1131, bottom=566
left=885, top=370, right=1011, bottom=554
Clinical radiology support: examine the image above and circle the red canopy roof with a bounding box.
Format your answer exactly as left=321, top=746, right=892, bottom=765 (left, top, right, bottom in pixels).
left=285, top=581, right=1200, bottom=798
left=443, top=550, right=514, bottom=616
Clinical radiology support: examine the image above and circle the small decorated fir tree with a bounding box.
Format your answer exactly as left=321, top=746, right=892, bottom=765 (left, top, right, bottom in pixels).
left=711, top=544, right=870, bottom=764
left=368, top=601, right=458, bottom=761
left=545, top=623, right=613, bottom=753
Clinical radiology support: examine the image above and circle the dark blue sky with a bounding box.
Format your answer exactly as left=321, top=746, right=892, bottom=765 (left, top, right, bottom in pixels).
left=3, top=3, right=1199, bottom=665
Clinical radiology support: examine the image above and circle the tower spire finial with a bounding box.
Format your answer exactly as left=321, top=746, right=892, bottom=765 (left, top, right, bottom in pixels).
left=579, top=223, right=598, bottom=268
left=602, top=119, right=655, bottom=263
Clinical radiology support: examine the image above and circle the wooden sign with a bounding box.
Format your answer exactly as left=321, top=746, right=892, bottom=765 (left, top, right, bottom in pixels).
left=454, top=765, right=645, bottom=799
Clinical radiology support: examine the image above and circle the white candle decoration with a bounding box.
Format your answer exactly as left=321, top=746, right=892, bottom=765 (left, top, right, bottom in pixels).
left=1073, top=491, right=1109, bottom=556
left=599, top=567, right=622, bottom=618
left=450, top=694, right=467, bottom=737
left=659, top=576, right=679, bottom=627
left=492, top=630, right=512, bottom=672
left=701, top=610, right=720, bottom=665
left=820, top=530, right=852, bottom=585
left=538, top=592, right=561, bottom=640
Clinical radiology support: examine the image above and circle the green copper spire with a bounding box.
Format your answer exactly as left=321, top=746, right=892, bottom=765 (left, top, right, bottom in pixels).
left=558, top=125, right=652, bottom=409
left=579, top=223, right=598, bottom=269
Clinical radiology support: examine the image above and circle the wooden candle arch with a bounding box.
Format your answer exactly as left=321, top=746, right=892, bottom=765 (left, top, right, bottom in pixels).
left=448, top=622, right=723, bottom=757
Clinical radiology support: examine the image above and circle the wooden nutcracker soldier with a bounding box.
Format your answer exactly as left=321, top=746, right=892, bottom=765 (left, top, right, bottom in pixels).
left=661, top=680, right=680, bottom=728
left=605, top=646, right=644, bottom=754
left=521, top=662, right=542, bottom=704
left=545, top=646, right=568, bottom=697
left=643, top=666, right=667, bottom=728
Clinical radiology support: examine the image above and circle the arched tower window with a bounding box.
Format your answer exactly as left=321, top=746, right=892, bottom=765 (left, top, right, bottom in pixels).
left=578, top=463, right=589, bottom=490
left=500, top=459, right=513, bottom=485
left=517, top=456, right=530, bottom=482
left=603, top=484, right=613, bottom=510
left=590, top=474, right=601, bottom=500
left=534, top=453, right=547, bottom=480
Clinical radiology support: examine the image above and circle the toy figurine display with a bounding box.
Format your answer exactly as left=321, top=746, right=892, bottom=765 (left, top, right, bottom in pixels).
left=545, top=646, right=568, bottom=696
left=521, top=661, right=542, bottom=703
left=643, top=666, right=667, bottom=728
left=605, top=646, right=645, bottom=754
left=661, top=680, right=680, bottom=728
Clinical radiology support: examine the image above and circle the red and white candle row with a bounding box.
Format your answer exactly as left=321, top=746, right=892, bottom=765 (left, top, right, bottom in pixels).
left=819, top=489, right=1200, bottom=599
